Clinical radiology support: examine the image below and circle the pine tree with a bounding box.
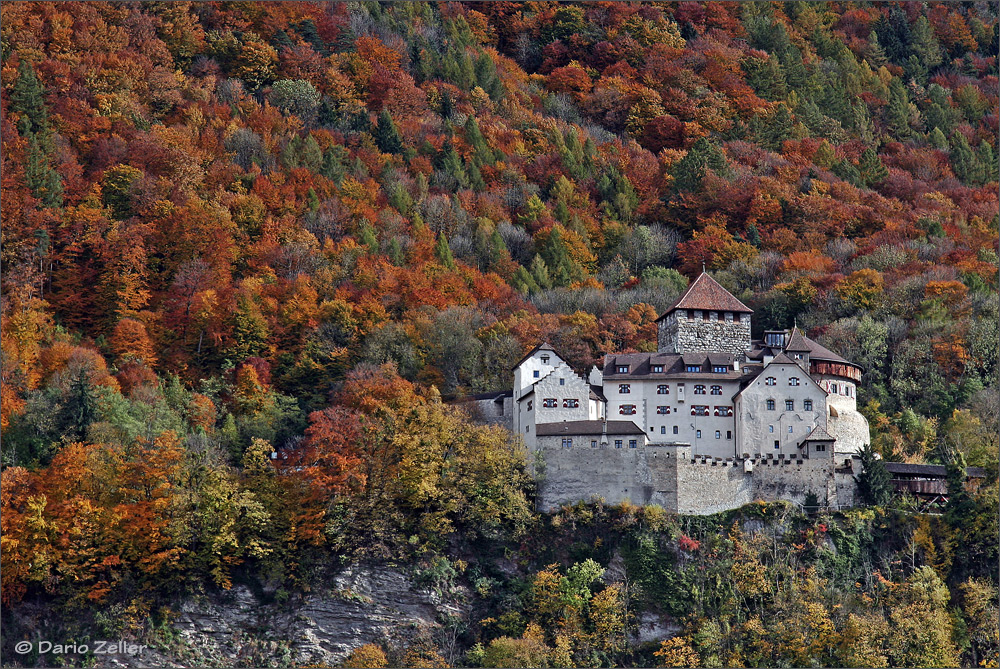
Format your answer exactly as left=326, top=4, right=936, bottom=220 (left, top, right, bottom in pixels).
left=529, top=254, right=552, bottom=290
left=910, top=17, right=943, bottom=69
left=928, top=127, right=949, bottom=150
left=855, top=443, right=891, bottom=506
left=11, top=60, right=49, bottom=136
left=435, top=231, right=455, bottom=269
left=61, top=369, right=97, bottom=441
left=976, top=141, right=997, bottom=183
left=950, top=132, right=987, bottom=185
left=671, top=138, right=729, bottom=193
left=439, top=140, right=468, bottom=189
left=859, top=147, right=889, bottom=187
left=886, top=80, right=912, bottom=139
left=511, top=265, right=539, bottom=295
left=464, top=115, right=493, bottom=165
left=374, top=109, right=405, bottom=155
left=299, top=134, right=323, bottom=172
left=360, top=222, right=379, bottom=253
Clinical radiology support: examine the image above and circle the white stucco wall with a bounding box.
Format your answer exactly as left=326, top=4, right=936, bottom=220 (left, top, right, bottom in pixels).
left=735, top=360, right=827, bottom=458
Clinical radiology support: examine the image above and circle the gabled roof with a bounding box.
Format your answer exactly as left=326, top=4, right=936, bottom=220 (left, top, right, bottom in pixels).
left=512, top=341, right=556, bottom=370
left=768, top=352, right=797, bottom=365
left=656, top=272, right=753, bottom=321
left=801, top=338, right=851, bottom=365
left=803, top=425, right=835, bottom=442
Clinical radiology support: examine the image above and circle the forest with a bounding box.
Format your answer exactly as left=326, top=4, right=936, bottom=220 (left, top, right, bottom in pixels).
left=0, top=2, right=997, bottom=667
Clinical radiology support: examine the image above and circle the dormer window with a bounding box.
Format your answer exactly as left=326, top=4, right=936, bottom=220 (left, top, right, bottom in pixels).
left=789, top=377, right=800, bottom=386
left=686, top=365, right=701, bottom=373
left=652, top=365, right=664, bottom=373
left=713, top=365, right=727, bottom=373
left=617, top=365, right=629, bottom=374
left=765, top=332, right=784, bottom=347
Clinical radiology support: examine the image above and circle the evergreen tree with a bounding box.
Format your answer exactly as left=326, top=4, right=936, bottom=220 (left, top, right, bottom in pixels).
left=439, top=140, right=468, bottom=189
left=746, top=223, right=762, bottom=248
left=859, top=147, right=889, bottom=187
left=374, top=109, right=405, bottom=155
left=910, top=17, right=943, bottom=69
left=529, top=254, right=552, bottom=290
left=25, top=137, right=64, bottom=208
left=464, top=115, right=493, bottom=165
left=976, top=141, right=997, bottom=183
left=671, top=138, right=729, bottom=193
left=950, top=132, right=987, bottom=185
left=299, top=135, right=323, bottom=172
left=510, top=265, right=539, bottom=295
left=855, top=443, right=892, bottom=506
left=541, top=226, right=582, bottom=286
left=944, top=450, right=974, bottom=526
left=11, top=60, right=49, bottom=136
left=928, top=127, right=949, bottom=150
left=435, top=231, right=455, bottom=269
left=886, top=80, right=912, bottom=139
left=61, top=369, right=97, bottom=441
left=360, top=222, right=379, bottom=253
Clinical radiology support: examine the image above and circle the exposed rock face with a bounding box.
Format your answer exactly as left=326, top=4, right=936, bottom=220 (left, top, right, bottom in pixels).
left=95, top=566, right=468, bottom=668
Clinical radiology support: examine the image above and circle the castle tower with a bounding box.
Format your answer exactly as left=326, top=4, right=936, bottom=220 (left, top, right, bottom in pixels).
left=656, top=272, right=753, bottom=354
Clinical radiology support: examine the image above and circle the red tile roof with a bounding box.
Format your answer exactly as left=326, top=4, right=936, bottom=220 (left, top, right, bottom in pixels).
left=656, top=272, right=753, bottom=320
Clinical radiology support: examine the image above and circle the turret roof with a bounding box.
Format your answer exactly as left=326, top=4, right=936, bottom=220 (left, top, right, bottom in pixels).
left=656, top=272, right=753, bottom=321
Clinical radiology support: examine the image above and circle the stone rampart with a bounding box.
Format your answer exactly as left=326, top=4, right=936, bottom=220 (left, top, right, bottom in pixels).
left=534, top=445, right=850, bottom=514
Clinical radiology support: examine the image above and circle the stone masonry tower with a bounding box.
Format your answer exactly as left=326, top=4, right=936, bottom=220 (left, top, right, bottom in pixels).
left=656, top=272, right=753, bottom=355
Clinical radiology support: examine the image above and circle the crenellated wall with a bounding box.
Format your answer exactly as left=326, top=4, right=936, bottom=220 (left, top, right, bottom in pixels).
left=533, top=444, right=849, bottom=514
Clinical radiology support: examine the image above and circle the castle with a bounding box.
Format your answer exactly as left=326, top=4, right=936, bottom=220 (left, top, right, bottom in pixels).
left=467, top=272, right=871, bottom=514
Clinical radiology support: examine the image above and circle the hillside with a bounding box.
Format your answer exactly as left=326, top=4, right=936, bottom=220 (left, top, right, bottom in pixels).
left=1, top=2, right=998, bottom=667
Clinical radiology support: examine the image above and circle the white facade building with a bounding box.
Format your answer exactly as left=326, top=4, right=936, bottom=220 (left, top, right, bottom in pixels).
left=511, top=272, right=870, bottom=460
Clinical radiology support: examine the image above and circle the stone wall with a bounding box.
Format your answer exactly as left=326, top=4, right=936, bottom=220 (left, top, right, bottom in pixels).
left=534, top=444, right=851, bottom=514
left=658, top=312, right=752, bottom=355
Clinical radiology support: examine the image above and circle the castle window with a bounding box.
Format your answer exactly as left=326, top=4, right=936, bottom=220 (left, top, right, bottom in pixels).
left=591, top=440, right=598, bottom=448
left=769, top=425, right=774, bottom=433
left=710, top=385, right=722, bottom=395
left=789, top=377, right=800, bottom=386
left=714, top=406, right=733, bottom=417
left=619, top=404, right=636, bottom=415
left=766, top=399, right=775, bottom=411
left=830, top=383, right=839, bottom=394
left=696, top=430, right=702, bottom=438
left=735, top=313, right=742, bottom=323
left=629, top=439, right=637, bottom=448
left=774, top=440, right=780, bottom=449
left=542, top=398, right=557, bottom=408
left=804, top=399, right=813, bottom=411
left=715, top=430, right=721, bottom=439
left=652, top=365, right=664, bottom=373
left=766, top=333, right=783, bottom=347
left=563, top=399, right=579, bottom=408
left=727, top=431, right=732, bottom=439
left=562, top=438, right=572, bottom=448
left=713, top=365, right=727, bottom=373
left=785, top=400, right=795, bottom=411
left=725, top=312, right=733, bottom=322
left=617, top=365, right=629, bottom=374
left=615, top=439, right=623, bottom=449
left=788, top=426, right=794, bottom=433
left=702, top=311, right=710, bottom=321
left=527, top=400, right=533, bottom=411
left=657, top=406, right=670, bottom=415
left=657, top=384, right=669, bottom=394
left=541, top=355, right=550, bottom=364
left=619, top=384, right=631, bottom=394
left=765, top=377, right=776, bottom=386
left=686, top=365, right=702, bottom=372
left=691, top=405, right=710, bottom=416
left=661, top=426, right=666, bottom=434
left=533, top=370, right=540, bottom=378
left=673, top=426, right=679, bottom=434
left=559, top=378, right=565, bottom=385
left=687, top=310, right=694, bottom=319
left=694, top=385, right=706, bottom=394
left=816, top=444, right=826, bottom=452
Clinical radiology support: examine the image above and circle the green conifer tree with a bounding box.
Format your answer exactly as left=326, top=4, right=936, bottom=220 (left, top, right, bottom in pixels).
left=375, top=109, right=405, bottom=155
left=435, top=231, right=456, bottom=269
left=855, top=443, right=892, bottom=506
